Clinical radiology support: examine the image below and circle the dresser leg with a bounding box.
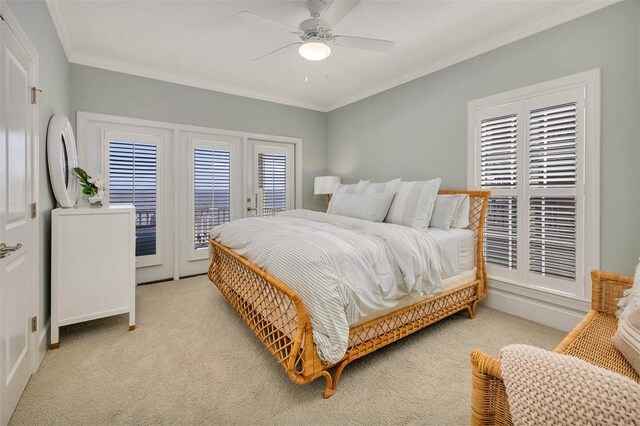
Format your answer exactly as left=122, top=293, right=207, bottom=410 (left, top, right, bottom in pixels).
left=128, top=311, right=135, bottom=331
left=128, top=325, right=135, bottom=331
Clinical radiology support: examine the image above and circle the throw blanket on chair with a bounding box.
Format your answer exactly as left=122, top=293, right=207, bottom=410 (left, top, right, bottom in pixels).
left=500, top=344, right=640, bottom=425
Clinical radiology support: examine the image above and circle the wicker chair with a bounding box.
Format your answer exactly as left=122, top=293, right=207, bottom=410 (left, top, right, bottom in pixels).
left=470, top=270, right=640, bottom=425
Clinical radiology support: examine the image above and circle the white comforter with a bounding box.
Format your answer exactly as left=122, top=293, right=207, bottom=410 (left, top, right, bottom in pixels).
left=209, top=209, right=444, bottom=364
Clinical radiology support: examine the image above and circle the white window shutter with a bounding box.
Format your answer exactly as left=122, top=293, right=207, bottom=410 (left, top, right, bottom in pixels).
left=529, top=103, right=577, bottom=188
left=480, top=113, right=519, bottom=270
left=480, top=114, right=518, bottom=188
left=528, top=102, right=578, bottom=281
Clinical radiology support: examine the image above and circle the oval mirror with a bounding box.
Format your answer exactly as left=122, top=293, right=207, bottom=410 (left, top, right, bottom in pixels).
left=47, top=115, right=78, bottom=208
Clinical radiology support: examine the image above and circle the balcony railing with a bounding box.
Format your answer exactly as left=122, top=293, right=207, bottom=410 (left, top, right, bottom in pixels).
left=135, top=206, right=286, bottom=252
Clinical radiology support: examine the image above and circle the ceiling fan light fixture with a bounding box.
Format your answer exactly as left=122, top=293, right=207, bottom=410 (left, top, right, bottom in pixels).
left=299, top=41, right=331, bottom=61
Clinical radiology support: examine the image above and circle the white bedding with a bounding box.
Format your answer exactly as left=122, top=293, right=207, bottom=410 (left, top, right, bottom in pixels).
left=210, top=209, right=444, bottom=364
left=210, top=211, right=477, bottom=364
left=426, top=228, right=475, bottom=277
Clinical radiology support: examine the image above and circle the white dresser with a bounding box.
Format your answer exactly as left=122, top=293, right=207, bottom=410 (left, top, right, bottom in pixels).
left=51, top=204, right=136, bottom=348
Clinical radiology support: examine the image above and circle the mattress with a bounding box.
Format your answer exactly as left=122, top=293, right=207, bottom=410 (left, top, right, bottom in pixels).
left=351, top=268, right=477, bottom=327
left=350, top=228, right=477, bottom=328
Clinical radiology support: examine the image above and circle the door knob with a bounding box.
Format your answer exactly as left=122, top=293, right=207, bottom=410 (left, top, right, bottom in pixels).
left=0, top=242, right=22, bottom=259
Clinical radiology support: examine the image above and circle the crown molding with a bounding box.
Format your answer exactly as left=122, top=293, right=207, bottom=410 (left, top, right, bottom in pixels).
left=46, top=0, right=622, bottom=113
left=326, top=0, right=622, bottom=111
left=45, top=0, right=73, bottom=60
left=68, top=52, right=328, bottom=112
left=45, top=0, right=326, bottom=111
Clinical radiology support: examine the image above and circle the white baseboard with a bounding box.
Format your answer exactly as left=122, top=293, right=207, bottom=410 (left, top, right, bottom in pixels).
left=482, top=284, right=588, bottom=332
left=37, top=320, right=50, bottom=370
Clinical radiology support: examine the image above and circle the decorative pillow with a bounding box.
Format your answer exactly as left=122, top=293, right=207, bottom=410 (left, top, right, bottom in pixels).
left=334, top=180, right=369, bottom=195
left=385, top=178, right=441, bottom=229
left=429, top=195, right=460, bottom=231
left=617, top=258, right=640, bottom=320
left=327, top=193, right=395, bottom=222
left=451, top=194, right=470, bottom=229
left=613, top=307, right=640, bottom=375
left=364, top=178, right=401, bottom=194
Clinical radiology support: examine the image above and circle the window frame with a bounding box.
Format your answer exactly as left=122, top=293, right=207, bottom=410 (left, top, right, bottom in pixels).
left=467, top=69, right=600, bottom=301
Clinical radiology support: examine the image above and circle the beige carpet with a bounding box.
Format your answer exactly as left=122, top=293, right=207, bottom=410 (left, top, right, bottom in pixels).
left=10, top=276, right=564, bottom=425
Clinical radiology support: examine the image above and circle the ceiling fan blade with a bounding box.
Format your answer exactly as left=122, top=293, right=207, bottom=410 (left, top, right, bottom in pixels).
left=321, top=0, right=361, bottom=28
left=238, top=10, right=298, bottom=32
left=333, top=35, right=394, bottom=52
left=254, top=42, right=302, bottom=62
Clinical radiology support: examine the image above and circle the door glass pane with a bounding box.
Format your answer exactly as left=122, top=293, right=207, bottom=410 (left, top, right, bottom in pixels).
left=194, top=147, right=231, bottom=249
left=258, top=153, right=287, bottom=217
left=108, top=141, right=158, bottom=257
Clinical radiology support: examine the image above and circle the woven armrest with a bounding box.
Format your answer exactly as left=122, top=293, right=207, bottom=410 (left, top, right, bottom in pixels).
left=470, top=271, right=635, bottom=425
left=470, top=351, right=511, bottom=425
left=591, top=270, right=634, bottom=315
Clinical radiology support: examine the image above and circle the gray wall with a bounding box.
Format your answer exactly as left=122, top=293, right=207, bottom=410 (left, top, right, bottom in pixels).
left=327, top=0, right=640, bottom=274
left=8, top=0, right=70, bottom=327
left=69, top=65, right=328, bottom=212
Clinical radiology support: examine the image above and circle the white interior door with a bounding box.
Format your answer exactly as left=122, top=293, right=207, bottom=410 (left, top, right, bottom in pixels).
left=0, top=20, right=36, bottom=425
left=178, top=132, right=241, bottom=277
left=246, top=140, right=295, bottom=218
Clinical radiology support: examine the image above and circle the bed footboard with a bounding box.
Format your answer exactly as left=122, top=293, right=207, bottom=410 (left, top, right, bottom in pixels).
left=208, top=240, right=327, bottom=384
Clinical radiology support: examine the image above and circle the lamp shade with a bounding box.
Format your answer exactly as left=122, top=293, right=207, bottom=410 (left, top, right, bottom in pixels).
left=314, top=176, right=341, bottom=195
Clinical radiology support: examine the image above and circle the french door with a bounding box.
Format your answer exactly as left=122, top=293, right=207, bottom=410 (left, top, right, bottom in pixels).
left=178, top=132, right=242, bottom=277
left=78, top=119, right=174, bottom=284
left=79, top=113, right=299, bottom=282
left=0, top=19, right=37, bottom=425
left=178, top=137, right=296, bottom=275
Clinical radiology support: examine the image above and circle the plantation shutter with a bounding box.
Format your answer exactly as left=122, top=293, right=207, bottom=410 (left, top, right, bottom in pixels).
left=258, top=153, right=287, bottom=217
left=479, top=113, right=518, bottom=270
left=108, top=141, right=158, bottom=257
left=528, top=102, right=578, bottom=281
left=193, top=147, right=231, bottom=249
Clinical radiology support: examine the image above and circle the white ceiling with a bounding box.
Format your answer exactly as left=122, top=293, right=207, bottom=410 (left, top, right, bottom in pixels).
left=47, top=0, right=619, bottom=111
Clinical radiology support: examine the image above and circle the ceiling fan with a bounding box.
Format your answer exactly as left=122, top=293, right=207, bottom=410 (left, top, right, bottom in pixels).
left=239, top=0, right=394, bottom=62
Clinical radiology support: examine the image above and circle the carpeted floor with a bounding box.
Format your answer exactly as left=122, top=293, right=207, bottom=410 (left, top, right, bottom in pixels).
left=10, top=275, right=564, bottom=425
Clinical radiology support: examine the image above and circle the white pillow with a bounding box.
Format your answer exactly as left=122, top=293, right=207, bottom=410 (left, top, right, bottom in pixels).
left=617, top=258, right=640, bottom=320
left=430, top=195, right=460, bottom=231
left=385, top=178, right=441, bottom=229
left=451, top=194, right=470, bottom=229
left=334, top=180, right=369, bottom=195
left=327, top=193, right=395, bottom=222
left=364, top=178, right=401, bottom=194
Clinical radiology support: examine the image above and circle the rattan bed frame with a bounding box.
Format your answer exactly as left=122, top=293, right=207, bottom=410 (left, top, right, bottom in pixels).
left=208, top=190, right=490, bottom=398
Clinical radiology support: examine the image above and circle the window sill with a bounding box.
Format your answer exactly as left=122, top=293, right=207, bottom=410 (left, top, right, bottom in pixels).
left=487, top=275, right=591, bottom=312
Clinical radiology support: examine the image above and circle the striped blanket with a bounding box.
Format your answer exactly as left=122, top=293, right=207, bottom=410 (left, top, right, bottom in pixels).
left=210, top=209, right=444, bottom=363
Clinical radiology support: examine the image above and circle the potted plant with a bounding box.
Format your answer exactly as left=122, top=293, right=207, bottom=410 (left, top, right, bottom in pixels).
left=73, top=167, right=106, bottom=208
